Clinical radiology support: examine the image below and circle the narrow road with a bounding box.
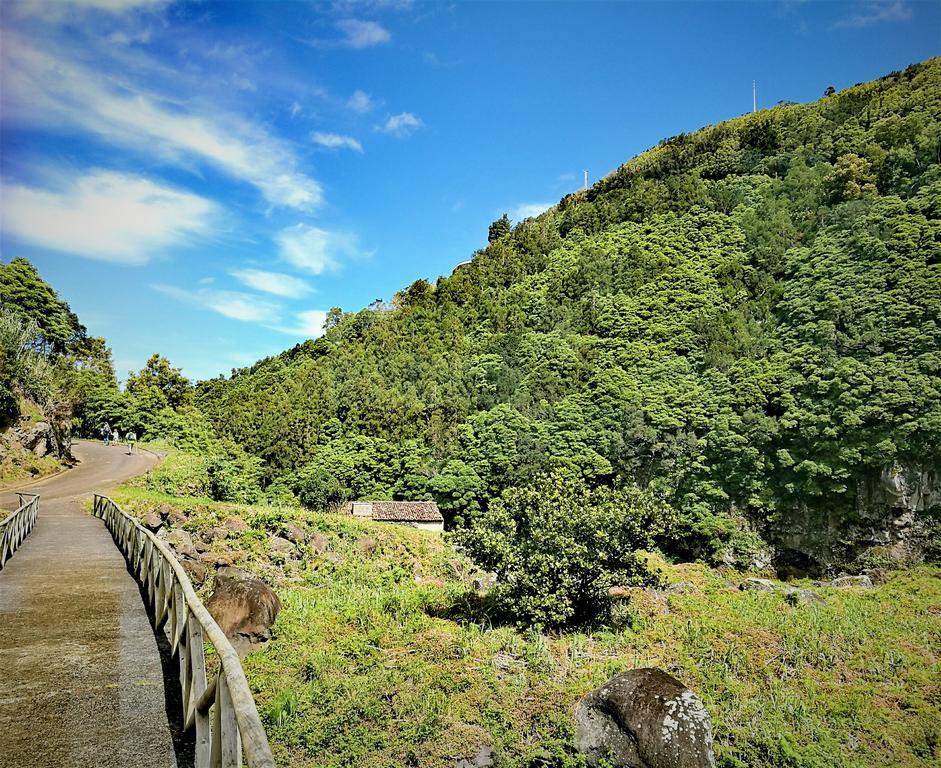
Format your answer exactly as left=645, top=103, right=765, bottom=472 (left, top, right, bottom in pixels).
left=0, top=441, right=185, bottom=768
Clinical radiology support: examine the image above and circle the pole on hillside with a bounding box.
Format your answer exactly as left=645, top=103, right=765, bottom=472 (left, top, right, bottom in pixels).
left=753, top=80, right=757, bottom=113
left=584, top=170, right=588, bottom=190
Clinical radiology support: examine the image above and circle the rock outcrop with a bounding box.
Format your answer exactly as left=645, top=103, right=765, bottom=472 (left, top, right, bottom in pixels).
left=0, top=409, right=72, bottom=463
left=575, top=668, right=715, bottom=768
left=771, top=463, right=941, bottom=576
left=206, top=567, right=281, bottom=653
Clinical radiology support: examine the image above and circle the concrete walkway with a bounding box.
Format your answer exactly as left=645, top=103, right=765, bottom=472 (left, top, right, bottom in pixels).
left=0, top=441, right=187, bottom=768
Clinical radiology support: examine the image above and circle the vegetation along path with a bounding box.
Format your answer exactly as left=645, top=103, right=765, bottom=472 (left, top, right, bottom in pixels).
left=0, top=441, right=185, bottom=768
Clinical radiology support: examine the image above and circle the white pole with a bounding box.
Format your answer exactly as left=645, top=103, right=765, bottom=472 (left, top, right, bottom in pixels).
left=584, top=170, right=588, bottom=190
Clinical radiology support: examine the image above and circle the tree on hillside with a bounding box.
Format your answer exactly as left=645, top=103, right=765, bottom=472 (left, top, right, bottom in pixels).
left=0, top=258, right=86, bottom=355
left=0, top=309, right=53, bottom=425
left=126, top=353, right=192, bottom=409
left=488, top=213, right=512, bottom=243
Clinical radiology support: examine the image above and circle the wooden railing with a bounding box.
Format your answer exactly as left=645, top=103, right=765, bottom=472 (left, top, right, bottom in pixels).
left=0, top=493, right=40, bottom=570
left=93, top=494, right=276, bottom=768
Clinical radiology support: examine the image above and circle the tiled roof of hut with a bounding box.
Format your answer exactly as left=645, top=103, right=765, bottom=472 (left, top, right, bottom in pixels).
left=349, top=501, right=443, bottom=522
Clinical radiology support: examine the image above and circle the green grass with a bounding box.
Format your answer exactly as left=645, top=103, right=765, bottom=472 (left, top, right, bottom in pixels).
left=111, top=485, right=941, bottom=768
left=0, top=445, right=63, bottom=486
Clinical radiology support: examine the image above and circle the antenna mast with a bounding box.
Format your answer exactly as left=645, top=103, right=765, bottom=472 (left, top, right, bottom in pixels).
left=753, top=80, right=757, bottom=113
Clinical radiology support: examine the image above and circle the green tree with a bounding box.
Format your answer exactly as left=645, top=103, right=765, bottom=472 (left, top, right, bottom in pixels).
left=0, top=258, right=85, bottom=355
left=454, top=469, right=673, bottom=628
left=126, top=353, right=192, bottom=409
left=488, top=213, right=512, bottom=243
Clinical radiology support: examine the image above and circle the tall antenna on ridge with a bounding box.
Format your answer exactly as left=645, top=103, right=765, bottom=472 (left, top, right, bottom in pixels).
left=753, top=80, right=757, bottom=113
left=584, top=170, right=588, bottom=190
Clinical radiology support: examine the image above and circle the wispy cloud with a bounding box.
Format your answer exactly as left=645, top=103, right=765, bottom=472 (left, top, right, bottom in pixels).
left=330, top=0, right=413, bottom=12
left=230, top=268, right=313, bottom=298
left=13, top=0, right=166, bottom=20
left=511, top=202, right=554, bottom=221
left=276, top=224, right=361, bottom=274
left=231, top=74, right=257, bottom=92
left=347, top=89, right=376, bottom=113
left=2, top=34, right=322, bottom=210
left=834, top=0, right=912, bottom=27
left=312, top=131, right=363, bottom=152
left=274, top=309, right=329, bottom=338
left=337, top=18, right=391, bottom=47
left=1, top=170, right=216, bottom=264
left=154, top=285, right=281, bottom=323
left=314, top=18, right=391, bottom=48
left=375, top=112, right=423, bottom=137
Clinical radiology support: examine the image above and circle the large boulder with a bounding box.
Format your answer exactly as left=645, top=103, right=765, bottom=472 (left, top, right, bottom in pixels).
left=575, top=668, right=715, bottom=768
left=206, top=567, right=281, bottom=653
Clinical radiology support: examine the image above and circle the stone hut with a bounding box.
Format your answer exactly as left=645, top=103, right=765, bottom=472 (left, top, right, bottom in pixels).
left=347, top=501, right=444, bottom=532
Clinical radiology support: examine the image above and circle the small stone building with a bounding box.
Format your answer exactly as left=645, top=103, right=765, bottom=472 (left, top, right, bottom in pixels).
left=347, top=501, right=444, bottom=532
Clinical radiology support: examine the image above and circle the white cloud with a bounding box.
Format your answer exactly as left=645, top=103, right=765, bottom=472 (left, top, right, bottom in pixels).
left=274, top=309, right=329, bottom=338
left=347, top=89, right=376, bottom=113
left=290, top=101, right=302, bottom=117
left=230, top=268, right=313, bottom=298
left=1, top=170, right=216, bottom=264
left=231, top=74, right=257, bottom=92
left=311, top=131, right=363, bottom=152
left=14, top=0, right=165, bottom=19
left=375, top=112, right=423, bottom=137
left=2, top=35, right=322, bottom=210
left=61, top=0, right=164, bottom=9
left=835, top=0, right=912, bottom=27
left=335, top=19, right=391, bottom=48
left=107, top=27, right=152, bottom=45
left=330, top=0, right=413, bottom=11
left=511, top=202, right=554, bottom=221
left=155, top=285, right=281, bottom=323
left=276, top=224, right=360, bottom=274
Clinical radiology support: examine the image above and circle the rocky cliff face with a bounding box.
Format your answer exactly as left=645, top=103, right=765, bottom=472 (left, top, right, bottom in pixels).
left=772, top=464, right=941, bottom=577
left=0, top=403, right=73, bottom=465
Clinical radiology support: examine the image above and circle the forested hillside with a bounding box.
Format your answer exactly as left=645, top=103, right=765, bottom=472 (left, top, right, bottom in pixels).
left=195, top=59, right=941, bottom=575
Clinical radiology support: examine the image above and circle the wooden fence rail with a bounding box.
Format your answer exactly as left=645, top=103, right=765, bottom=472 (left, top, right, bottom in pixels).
left=0, top=493, right=40, bottom=570
left=93, top=494, right=276, bottom=768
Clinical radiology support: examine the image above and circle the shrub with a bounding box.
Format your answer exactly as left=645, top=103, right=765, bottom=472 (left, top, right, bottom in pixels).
left=453, top=468, right=674, bottom=628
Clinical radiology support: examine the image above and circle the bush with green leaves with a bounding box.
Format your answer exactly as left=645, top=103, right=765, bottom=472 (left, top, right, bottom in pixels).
left=0, top=308, right=54, bottom=425
left=454, top=469, right=675, bottom=628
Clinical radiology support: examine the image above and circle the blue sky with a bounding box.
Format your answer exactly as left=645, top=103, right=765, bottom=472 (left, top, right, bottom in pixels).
left=1, top=0, right=938, bottom=381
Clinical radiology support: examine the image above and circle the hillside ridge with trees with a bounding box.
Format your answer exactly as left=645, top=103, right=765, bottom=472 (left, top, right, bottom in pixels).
left=193, top=58, right=941, bottom=581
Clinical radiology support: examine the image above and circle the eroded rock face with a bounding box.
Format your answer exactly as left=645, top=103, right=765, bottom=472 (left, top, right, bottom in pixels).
left=10, top=417, right=72, bottom=460
left=206, top=567, right=281, bottom=653
left=575, top=668, right=715, bottom=768
left=771, top=463, right=941, bottom=575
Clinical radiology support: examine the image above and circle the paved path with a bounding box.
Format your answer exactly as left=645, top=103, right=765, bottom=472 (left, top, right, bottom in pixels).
left=0, top=441, right=187, bottom=768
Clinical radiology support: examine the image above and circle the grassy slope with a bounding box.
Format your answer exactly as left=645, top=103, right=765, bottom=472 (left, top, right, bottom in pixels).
left=111, top=481, right=941, bottom=768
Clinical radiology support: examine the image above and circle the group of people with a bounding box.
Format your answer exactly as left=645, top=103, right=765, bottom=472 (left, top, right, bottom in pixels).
left=100, top=423, right=138, bottom=453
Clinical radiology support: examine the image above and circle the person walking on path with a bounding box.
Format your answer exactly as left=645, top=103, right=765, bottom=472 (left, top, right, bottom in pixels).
left=112, top=427, right=121, bottom=447
left=101, top=422, right=112, bottom=447
left=127, top=430, right=137, bottom=454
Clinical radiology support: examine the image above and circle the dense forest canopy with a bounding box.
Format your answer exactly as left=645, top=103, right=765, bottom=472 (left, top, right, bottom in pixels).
left=3, top=59, right=939, bottom=588
left=191, top=59, right=941, bottom=571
